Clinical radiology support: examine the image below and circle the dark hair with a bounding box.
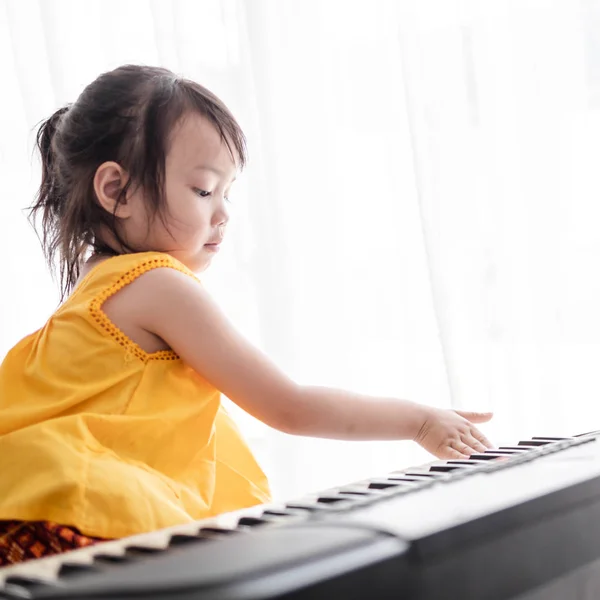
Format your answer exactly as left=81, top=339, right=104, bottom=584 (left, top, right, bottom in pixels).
left=30, top=64, right=247, bottom=301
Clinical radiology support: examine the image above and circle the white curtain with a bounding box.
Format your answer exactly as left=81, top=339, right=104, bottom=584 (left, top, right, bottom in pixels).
left=1, top=0, right=599, bottom=501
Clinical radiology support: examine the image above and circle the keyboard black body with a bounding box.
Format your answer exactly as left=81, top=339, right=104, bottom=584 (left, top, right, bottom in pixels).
left=2, top=433, right=600, bottom=600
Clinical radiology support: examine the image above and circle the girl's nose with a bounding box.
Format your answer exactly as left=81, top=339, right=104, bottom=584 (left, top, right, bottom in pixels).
left=212, top=200, right=229, bottom=227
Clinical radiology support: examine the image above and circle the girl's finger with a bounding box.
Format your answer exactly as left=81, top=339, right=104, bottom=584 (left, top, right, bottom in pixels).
left=470, top=428, right=493, bottom=449
left=444, top=447, right=470, bottom=460
left=449, top=440, right=473, bottom=457
left=462, top=434, right=487, bottom=454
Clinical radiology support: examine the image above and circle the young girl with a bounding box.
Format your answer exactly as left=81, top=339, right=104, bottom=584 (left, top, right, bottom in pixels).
left=0, top=65, right=492, bottom=565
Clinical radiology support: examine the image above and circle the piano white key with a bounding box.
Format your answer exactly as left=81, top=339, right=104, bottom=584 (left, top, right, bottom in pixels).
left=122, top=529, right=172, bottom=550
left=0, top=553, right=63, bottom=584
left=83, top=539, right=128, bottom=559
left=209, top=510, right=251, bottom=530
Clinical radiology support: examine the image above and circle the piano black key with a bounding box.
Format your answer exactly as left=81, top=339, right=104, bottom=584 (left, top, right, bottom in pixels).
left=168, top=533, right=206, bottom=545
left=4, top=575, right=52, bottom=586
left=484, top=449, right=526, bottom=454
left=403, top=471, right=448, bottom=478
left=198, top=527, right=238, bottom=536
left=337, top=485, right=409, bottom=501
left=367, top=478, right=428, bottom=490
left=574, top=429, right=600, bottom=437
left=429, top=464, right=465, bottom=472
left=337, top=487, right=381, bottom=496
left=442, top=461, right=485, bottom=468
left=237, top=516, right=271, bottom=528
left=285, top=502, right=326, bottom=511
left=368, top=481, right=405, bottom=490
left=532, top=436, right=573, bottom=441
left=316, top=495, right=353, bottom=505
left=262, top=508, right=307, bottom=518
left=519, top=440, right=553, bottom=446
left=125, top=545, right=164, bottom=556
left=469, top=453, right=512, bottom=461
left=94, top=553, right=130, bottom=564
left=498, top=446, right=538, bottom=451
left=285, top=498, right=354, bottom=512
left=58, top=562, right=97, bottom=577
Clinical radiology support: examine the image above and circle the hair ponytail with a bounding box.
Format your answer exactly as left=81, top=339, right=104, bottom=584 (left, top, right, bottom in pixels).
left=36, top=105, right=69, bottom=213
left=29, top=105, right=72, bottom=296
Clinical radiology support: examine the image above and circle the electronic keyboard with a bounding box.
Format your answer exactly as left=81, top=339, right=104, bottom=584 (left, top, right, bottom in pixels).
left=2, top=432, right=600, bottom=600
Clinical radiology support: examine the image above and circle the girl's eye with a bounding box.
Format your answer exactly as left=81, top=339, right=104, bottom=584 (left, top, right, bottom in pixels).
left=193, top=188, right=211, bottom=198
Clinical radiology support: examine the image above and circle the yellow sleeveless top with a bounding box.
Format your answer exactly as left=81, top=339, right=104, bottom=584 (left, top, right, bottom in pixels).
left=0, top=252, right=271, bottom=539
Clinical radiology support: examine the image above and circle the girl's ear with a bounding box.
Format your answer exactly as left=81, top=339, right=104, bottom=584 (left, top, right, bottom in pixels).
left=93, top=161, right=132, bottom=218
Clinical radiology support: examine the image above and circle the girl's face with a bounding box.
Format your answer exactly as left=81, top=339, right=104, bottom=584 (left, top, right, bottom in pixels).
left=128, top=113, right=238, bottom=272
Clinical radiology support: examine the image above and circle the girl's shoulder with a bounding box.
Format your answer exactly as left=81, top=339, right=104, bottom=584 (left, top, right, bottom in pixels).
left=70, top=252, right=198, bottom=302
left=65, top=252, right=201, bottom=357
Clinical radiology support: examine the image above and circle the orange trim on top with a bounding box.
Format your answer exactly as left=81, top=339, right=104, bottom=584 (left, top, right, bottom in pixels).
left=88, top=255, right=196, bottom=363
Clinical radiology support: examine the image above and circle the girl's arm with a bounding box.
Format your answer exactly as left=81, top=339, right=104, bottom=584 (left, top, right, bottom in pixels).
left=133, top=268, right=492, bottom=459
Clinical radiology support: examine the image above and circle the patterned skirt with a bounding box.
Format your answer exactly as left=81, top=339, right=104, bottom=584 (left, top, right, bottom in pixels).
left=0, top=521, right=106, bottom=566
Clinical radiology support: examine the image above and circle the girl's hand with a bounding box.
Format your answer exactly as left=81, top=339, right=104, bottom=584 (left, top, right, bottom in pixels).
left=414, top=407, right=493, bottom=459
